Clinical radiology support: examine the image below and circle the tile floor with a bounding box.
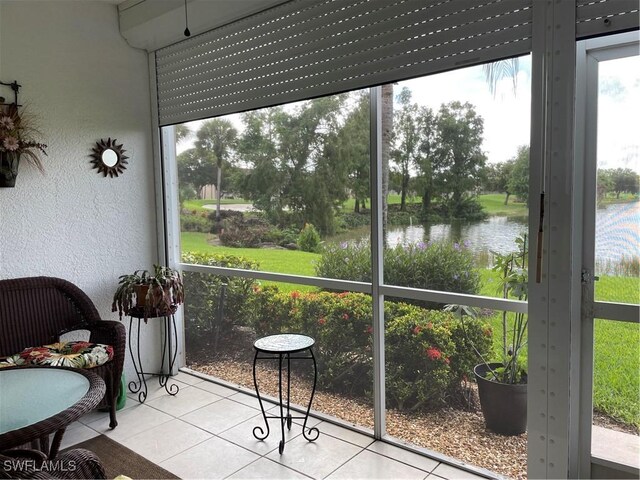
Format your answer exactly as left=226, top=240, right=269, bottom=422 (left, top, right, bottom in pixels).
left=64, top=371, right=489, bottom=480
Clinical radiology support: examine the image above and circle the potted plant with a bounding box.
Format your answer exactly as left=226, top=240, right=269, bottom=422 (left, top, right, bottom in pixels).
left=0, top=103, right=47, bottom=187
left=448, top=234, right=528, bottom=435
left=112, top=265, right=185, bottom=320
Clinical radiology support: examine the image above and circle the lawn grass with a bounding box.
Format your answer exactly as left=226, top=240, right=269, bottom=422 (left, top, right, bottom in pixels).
left=477, top=194, right=528, bottom=217
left=183, top=198, right=251, bottom=212
left=181, top=230, right=639, bottom=426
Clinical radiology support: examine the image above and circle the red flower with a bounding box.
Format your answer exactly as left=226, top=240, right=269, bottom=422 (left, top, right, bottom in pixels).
left=252, top=286, right=261, bottom=293
left=290, top=291, right=301, bottom=300
left=425, top=346, right=442, bottom=361
left=426, top=322, right=434, bottom=330
left=483, top=327, right=492, bottom=337
left=318, top=317, right=326, bottom=326
left=365, top=325, right=373, bottom=334
left=412, top=325, right=422, bottom=335
left=444, top=357, right=450, bottom=365
left=338, top=292, right=349, bottom=298
left=341, top=313, right=350, bottom=321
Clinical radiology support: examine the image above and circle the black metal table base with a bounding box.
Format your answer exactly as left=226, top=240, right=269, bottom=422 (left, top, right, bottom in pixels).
left=252, top=349, right=319, bottom=454
left=127, top=313, right=180, bottom=403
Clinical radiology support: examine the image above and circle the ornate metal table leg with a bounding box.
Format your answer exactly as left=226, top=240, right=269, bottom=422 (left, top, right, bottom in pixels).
left=159, top=315, right=179, bottom=396
left=286, top=352, right=292, bottom=429
left=278, top=353, right=285, bottom=454
left=302, top=347, right=320, bottom=442
left=127, top=316, right=147, bottom=403
left=252, top=350, right=269, bottom=441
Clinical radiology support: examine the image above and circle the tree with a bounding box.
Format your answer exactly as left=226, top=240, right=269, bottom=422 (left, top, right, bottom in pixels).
left=483, top=161, right=515, bottom=204
left=177, top=148, right=216, bottom=198
left=381, top=84, right=394, bottom=241
left=391, top=88, right=433, bottom=212
left=609, top=168, right=640, bottom=199
left=507, top=146, right=529, bottom=205
left=431, top=101, right=487, bottom=217
left=337, top=92, right=370, bottom=213
left=195, top=119, right=238, bottom=222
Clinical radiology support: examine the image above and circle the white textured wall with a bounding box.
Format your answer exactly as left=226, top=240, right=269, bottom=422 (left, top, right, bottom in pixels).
left=0, top=2, right=163, bottom=382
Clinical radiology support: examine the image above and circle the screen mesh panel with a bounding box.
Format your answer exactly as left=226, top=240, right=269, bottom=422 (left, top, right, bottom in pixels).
left=156, top=0, right=533, bottom=126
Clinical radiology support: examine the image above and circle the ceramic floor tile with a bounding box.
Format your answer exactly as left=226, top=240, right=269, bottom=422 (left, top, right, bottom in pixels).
left=78, top=396, right=140, bottom=425
left=160, top=435, right=259, bottom=479
left=126, top=378, right=190, bottom=403
left=315, top=421, right=373, bottom=448
left=120, top=418, right=211, bottom=464
left=86, top=403, right=173, bottom=441
left=367, top=441, right=439, bottom=473
left=146, top=384, right=222, bottom=417
left=58, top=421, right=100, bottom=450
left=219, top=413, right=302, bottom=456
left=228, top=391, right=274, bottom=410
left=173, top=371, right=205, bottom=385
left=181, top=398, right=262, bottom=434
left=430, top=463, right=487, bottom=480
left=327, top=449, right=428, bottom=480
left=194, top=380, right=239, bottom=397
left=266, top=430, right=363, bottom=479
left=228, top=457, right=312, bottom=480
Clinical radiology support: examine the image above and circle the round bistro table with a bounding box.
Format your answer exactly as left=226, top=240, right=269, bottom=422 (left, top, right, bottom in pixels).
left=0, top=366, right=105, bottom=459
left=252, top=334, right=320, bottom=454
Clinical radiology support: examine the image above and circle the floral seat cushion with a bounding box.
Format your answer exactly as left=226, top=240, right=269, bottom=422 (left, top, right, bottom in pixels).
left=0, top=341, right=114, bottom=369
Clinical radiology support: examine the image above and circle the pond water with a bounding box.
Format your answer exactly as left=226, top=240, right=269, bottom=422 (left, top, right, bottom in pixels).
left=328, top=201, right=639, bottom=270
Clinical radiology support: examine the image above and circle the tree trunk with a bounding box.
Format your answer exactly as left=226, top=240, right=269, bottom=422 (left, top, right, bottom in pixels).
left=504, top=192, right=511, bottom=206
left=354, top=198, right=360, bottom=213
left=381, top=84, right=394, bottom=245
left=216, top=163, right=223, bottom=222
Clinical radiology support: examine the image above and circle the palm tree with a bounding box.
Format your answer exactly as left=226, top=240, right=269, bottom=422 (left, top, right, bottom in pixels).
left=483, top=58, right=520, bottom=97
left=195, top=119, right=238, bottom=222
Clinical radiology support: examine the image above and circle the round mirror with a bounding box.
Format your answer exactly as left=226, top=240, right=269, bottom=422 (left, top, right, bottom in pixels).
left=102, top=149, right=118, bottom=167
left=90, top=138, right=128, bottom=178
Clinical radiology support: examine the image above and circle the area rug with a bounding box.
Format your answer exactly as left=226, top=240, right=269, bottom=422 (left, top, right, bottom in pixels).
left=61, top=435, right=180, bottom=479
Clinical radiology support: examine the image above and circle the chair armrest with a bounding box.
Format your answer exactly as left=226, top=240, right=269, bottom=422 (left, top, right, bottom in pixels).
left=84, top=320, right=126, bottom=348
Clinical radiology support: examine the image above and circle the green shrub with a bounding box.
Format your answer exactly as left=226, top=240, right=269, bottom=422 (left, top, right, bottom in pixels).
left=246, top=286, right=491, bottom=409
left=297, top=223, right=322, bottom=253
left=219, top=216, right=271, bottom=247
left=337, top=212, right=371, bottom=230
left=316, top=241, right=371, bottom=281
left=316, top=240, right=480, bottom=308
left=180, top=212, right=214, bottom=233
left=181, top=252, right=259, bottom=350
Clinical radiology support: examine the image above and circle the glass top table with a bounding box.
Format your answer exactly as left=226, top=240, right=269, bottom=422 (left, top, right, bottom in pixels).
left=0, top=366, right=105, bottom=458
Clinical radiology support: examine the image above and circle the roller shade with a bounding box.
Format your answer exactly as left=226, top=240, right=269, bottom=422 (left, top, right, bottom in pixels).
left=155, top=0, right=639, bottom=126
left=156, top=0, right=533, bottom=126
left=576, top=0, right=639, bottom=40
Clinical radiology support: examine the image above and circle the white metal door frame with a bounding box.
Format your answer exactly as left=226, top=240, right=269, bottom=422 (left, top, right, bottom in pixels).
left=575, top=31, right=640, bottom=478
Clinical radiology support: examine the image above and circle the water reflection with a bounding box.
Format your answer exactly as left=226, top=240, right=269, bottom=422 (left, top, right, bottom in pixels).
left=327, top=201, right=639, bottom=271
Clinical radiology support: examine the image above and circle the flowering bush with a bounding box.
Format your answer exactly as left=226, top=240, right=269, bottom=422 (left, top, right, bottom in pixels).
left=246, top=286, right=491, bottom=409
left=0, top=104, right=47, bottom=181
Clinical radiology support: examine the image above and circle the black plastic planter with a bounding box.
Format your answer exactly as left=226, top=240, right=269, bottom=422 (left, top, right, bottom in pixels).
left=474, top=363, right=527, bottom=435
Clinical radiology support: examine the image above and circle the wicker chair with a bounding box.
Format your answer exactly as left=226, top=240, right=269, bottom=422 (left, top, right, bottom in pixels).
left=0, top=448, right=106, bottom=479
left=0, top=276, right=125, bottom=429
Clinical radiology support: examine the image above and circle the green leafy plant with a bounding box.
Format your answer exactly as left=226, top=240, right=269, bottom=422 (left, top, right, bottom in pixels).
left=297, top=223, right=322, bottom=252
left=112, top=265, right=184, bottom=319
left=448, top=233, right=528, bottom=384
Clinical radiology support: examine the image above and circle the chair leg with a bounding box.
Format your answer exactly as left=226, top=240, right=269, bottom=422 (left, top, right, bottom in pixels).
left=107, top=372, right=118, bottom=429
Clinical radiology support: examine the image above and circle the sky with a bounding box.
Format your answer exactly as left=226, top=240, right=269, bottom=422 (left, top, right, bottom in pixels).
left=178, top=52, right=638, bottom=172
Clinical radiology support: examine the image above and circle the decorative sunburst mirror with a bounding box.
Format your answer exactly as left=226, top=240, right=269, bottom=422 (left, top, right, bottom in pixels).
left=90, top=138, right=128, bottom=177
